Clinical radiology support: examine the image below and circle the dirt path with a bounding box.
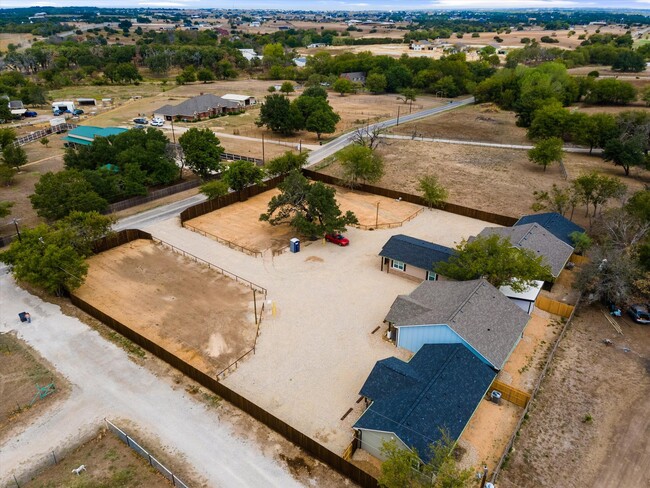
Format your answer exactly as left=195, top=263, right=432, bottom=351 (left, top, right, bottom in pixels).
left=0, top=273, right=304, bottom=488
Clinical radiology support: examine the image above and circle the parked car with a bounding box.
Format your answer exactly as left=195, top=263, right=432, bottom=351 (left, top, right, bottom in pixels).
left=133, top=124, right=146, bottom=130
left=133, top=117, right=148, bottom=125
left=53, top=110, right=63, bottom=116
left=73, top=109, right=84, bottom=116
left=325, top=233, right=350, bottom=246
left=627, top=304, right=650, bottom=324
left=151, top=118, right=164, bottom=127
left=24, top=111, right=38, bottom=117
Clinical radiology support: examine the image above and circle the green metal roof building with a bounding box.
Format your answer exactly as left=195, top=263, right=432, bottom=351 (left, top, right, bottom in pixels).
left=62, top=126, right=127, bottom=146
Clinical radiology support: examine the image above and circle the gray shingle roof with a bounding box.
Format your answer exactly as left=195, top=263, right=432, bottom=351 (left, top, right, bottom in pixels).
left=154, top=94, right=239, bottom=117
left=476, top=223, right=574, bottom=277
left=379, top=235, right=455, bottom=271
left=385, top=279, right=530, bottom=369
left=354, top=344, right=496, bottom=460
left=515, top=212, right=585, bottom=246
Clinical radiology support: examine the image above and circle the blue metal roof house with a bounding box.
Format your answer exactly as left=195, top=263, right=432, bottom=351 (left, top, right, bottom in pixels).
left=515, top=212, right=585, bottom=247
left=62, top=126, right=127, bottom=147
left=384, top=279, right=530, bottom=370
left=379, top=234, right=456, bottom=282
left=353, top=343, right=497, bottom=462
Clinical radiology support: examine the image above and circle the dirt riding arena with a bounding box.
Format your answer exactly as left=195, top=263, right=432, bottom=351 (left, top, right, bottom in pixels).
left=184, top=186, right=423, bottom=254
left=75, top=239, right=257, bottom=375
left=500, top=306, right=650, bottom=488
left=0, top=332, right=68, bottom=440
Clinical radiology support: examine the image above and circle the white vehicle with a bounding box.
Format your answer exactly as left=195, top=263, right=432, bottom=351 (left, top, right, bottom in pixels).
left=151, top=118, right=164, bottom=127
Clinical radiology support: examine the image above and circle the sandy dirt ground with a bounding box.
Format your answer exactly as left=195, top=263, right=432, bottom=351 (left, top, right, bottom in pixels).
left=0, top=332, right=68, bottom=440
left=0, top=272, right=316, bottom=488
left=75, top=239, right=257, bottom=375
left=148, top=205, right=491, bottom=455
left=500, top=306, right=650, bottom=488
left=320, top=138, right=648, bottom=227
left=1, top=143, right=66, bottom=240
left=185, top=186, right=423, bottom=253
left=22, top=426, right=187, bottom=488
left=0, top=33, right=36, bottom=51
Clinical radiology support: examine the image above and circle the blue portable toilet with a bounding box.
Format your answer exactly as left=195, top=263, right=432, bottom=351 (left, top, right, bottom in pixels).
left=289, top=238, right=300, bottom=253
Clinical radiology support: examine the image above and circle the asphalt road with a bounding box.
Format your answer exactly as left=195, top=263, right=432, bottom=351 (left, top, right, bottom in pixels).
left=115, top=97, right=475, bottom=231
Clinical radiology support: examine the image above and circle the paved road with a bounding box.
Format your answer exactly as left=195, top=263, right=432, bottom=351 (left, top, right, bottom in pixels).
left=113, top=193, right=207, bottom=231
left=378, top=133, right=602, bottom=154
left=0, top=273, right=303, bottom=488
left=305, top=96, right=475, bottom=166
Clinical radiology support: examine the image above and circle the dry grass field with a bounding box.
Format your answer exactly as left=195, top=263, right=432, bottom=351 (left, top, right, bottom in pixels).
left=500, top=307, right=650, bottom=488
left=0, top=332, right=67, bottom=439
left=0, top=33, right=36, bottom=51
left=22, top=426, right=187, bottom=488
left=75, top=239, right=257, bottom=375
left=185, top=186, right=423, bottom=253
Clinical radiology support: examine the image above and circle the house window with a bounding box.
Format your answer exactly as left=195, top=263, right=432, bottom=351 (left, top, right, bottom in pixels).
left=391, top=260, right=405, bottom=271
left=426, top=271, right=437, bottom=281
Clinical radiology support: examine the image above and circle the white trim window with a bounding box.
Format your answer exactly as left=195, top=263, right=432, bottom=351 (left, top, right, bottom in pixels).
left=391, top=260, right=406, bottom=271
left=426, top=271, right=437, bottom=281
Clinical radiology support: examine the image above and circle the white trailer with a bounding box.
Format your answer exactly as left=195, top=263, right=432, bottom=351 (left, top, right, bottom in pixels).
left=52, top=100, right=75, bottom=113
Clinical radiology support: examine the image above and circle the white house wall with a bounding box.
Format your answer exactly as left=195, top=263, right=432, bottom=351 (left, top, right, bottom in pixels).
left=357, top=429, right=409, bottom=461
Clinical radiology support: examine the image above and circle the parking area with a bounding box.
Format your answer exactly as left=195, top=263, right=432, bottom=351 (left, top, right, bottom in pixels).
left=148, top=202, right=491, bottom=453
left=185, top=186, right=423, bottom=254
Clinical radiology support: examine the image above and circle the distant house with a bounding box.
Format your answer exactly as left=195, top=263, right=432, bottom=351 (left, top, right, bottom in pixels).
left=153, top=94, right=240, bottom=121
left=76, top=98, right=97, bottom=107
left=249, top=21, right=261, bottom=27
left=238, top=49, right=262, bottom=62
left=474, top=223, right=574, bottom=279
left=307, top=43, right=327, bottom=49
left=293, top=57, right=308, bottom=68
left=8, top=100, right=25, bottom=116
left=379, top=234, right=455, bottom=282
left=384, top=279, right=530, bottom=370
left=514, top=212, right=584, bottom=247
left=409, top=40, right=433, bottom=51
left=340, top=71, right=366, bottom=84
left=353, top=343, right=497, bottom=461
left=221, top=94, right=256, bottom=107
left=62, top=126, right=127, bottom=147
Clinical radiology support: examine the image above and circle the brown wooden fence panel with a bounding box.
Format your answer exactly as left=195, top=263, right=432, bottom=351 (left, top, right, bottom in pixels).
left=490, top=380, right=531, bottom=408
left=69, top=290, right=378, bottom=487
left=535, top=295, right=575, bottom=318
left=302, top=169, right=518, bottom=227
left=92, top=229, right=152, bottom=254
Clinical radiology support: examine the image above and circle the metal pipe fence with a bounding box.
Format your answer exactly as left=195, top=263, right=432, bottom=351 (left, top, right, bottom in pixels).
left=11, top=123, right=77, bottom=147
left=183, top=223, right=263, bottom=258
left=216, top=301, right=265, bottom=380
left=152, top=236, right=267, bottom=296
left=105, top=419, right=189, bottom=488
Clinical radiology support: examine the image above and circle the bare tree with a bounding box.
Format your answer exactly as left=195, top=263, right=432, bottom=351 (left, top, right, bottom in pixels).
left=352, top=125, right=386, bottom=150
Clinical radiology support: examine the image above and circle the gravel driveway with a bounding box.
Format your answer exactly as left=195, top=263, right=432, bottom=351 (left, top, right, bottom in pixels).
left=0, top=271, right=304, bottom=488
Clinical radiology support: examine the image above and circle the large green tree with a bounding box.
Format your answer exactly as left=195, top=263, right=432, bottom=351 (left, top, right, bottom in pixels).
left=260, top=170, right=358, bottom=237
left=265, top=151, right=307, bottom=177
left=222, top=160, right=265, bottom=199
left=1, top=144, right=28, bottom=170
left=436, top=234, right=553, bottom=291
left=528, top=137, right=564, bottom=172
left=332, top=77, right=354, bottom=96
left=30, top=170, right=108, bottom=221
left=603, top=137, right=646, bottom=176
left=338, top=145, right=384, bottom=187
left=585, top=79, right=637, bottom=105
left=0, top=212, right=113, bottom=295
left=572, top=171, right=627, bottom=217
left=256, top=94, right=304, bottom=135
left=366, top=73, right=387, bottom=94
left=178, top=128, right=224, bottom=180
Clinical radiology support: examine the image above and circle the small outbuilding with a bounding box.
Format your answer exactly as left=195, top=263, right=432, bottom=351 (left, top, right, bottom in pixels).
left=221, top=94, right=257, bottom=106
left=62, top=126, right=127, bottom=147
left=379, top=234, right=455, bottom=282
left=499, top=280, right=544, bottom=315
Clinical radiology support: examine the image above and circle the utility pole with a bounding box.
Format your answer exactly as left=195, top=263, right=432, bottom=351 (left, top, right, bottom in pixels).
left=375, top=202, right=380, bottom=229
left=396, top=106, right=400, bottom=126
left=262, top=134, right=265, bottom=164
left=170, top=118, right=176, bottom=144
left=12, top=218, right=21, bottom=242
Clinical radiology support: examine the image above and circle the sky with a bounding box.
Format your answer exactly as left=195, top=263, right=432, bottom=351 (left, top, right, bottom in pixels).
left=4, top=0, right=650, bottom=11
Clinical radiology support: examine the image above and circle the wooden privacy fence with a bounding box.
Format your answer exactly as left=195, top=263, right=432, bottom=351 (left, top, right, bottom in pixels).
left=78, top=228, right=378, bottom=486
left=302, top=169, right=518, bottom=227
left=107, top=179, right=202, bottom=214
left=535, top=295, right=575, bottom=318
left=489, top=380, right=531, bottom=408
